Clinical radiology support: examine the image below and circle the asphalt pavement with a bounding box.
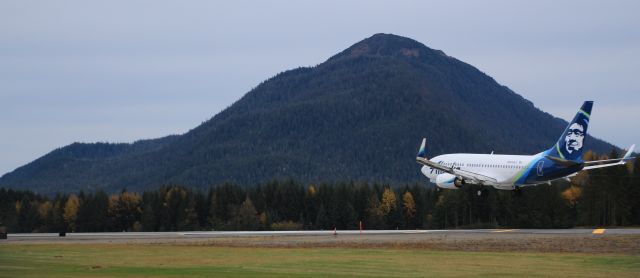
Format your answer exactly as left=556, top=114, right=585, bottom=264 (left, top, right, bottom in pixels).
left=4, top=228, right=639, bottom=243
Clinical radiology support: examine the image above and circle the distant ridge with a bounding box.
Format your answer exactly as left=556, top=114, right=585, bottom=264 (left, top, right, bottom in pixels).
left=0, top=33, right=617, bottom=193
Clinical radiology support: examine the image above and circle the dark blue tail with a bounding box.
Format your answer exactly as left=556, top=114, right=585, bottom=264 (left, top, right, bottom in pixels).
left=548, top=101, right=593, bottom=162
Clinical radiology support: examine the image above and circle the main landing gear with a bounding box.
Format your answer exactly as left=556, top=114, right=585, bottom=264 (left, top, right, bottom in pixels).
left=513, top=186, right=522, bottom=197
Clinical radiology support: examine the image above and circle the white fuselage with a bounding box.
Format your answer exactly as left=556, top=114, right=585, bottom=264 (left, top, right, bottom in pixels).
left=420, top=153, right=541, bottom=190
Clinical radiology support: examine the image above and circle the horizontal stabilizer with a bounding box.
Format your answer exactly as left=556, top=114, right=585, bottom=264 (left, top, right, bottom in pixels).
left=582, top=144, right=636, bottom=171
left=545, top=155, right=581, bottom=167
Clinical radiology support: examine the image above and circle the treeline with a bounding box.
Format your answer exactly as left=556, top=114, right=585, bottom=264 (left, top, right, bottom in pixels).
left=1, top=153, right=638, bottom=233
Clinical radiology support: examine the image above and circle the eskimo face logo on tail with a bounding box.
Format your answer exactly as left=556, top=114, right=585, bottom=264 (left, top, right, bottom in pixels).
left=565, top=123, right=585, bottom=154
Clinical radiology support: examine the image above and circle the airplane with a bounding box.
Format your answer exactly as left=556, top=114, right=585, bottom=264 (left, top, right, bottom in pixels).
left=416, top=101, right=635, bottom=193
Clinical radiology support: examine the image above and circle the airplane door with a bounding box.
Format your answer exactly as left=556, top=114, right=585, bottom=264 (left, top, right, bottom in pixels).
left=536, top=161, right=544, bottom=176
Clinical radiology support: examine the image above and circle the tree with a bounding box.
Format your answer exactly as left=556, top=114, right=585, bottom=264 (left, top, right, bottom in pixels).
left=208, top=183, right=245, bottom=229
left=194, top=190, right=209, bottom=230
left=380, top=187, right=402, bottom=229
left=51, top=195, right=68, bottom=233
left=380, top=188, right=397, bottom=216
left=17, top=196, right=40, bottom=232
left=178, top=194, right=199, bottom=231
left=232, top=197, right=260, bottom=230
left=109, top=191, right=141, bottom=231
left=366, top=193, right=384, bottom=229
left=315, top=204, right=332, bottom=229
left=562, top=186, right=582, bottom=208
left=63, top=194, right=80, bottom=232
left=141, top=191, right=162, bottom=232
left=402, top=191, right=417, bottom=228
left=208, top=190, right=222, bottom=230
left=75, top=191, right=110, bottom=232
left=631, top=155, right=640, bottom=225
left=38, top=201, right=54, bottom=232
left=301, top=184, right=320, bottom=229
left=331, top=183, right=357, bottom=229
left=91, top=191, right=110, bottom=231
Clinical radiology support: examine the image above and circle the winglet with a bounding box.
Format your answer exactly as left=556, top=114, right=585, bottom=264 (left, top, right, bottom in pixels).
left=623, top=144, right=635, bottom=161
left=417, top=138, right=427, bottom=159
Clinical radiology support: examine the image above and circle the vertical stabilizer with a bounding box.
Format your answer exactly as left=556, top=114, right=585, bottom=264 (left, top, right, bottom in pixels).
left=549, top=101, right=593, bottom=161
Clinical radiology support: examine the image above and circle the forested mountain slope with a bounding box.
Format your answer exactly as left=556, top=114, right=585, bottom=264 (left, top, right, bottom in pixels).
left=0, top=34, right=617, bottom=193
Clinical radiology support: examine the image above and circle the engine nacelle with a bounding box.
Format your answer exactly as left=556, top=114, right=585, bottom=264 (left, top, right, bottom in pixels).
left=435, top=173, right=463, bottom=189
left=436, top=173, right=458, bottom=189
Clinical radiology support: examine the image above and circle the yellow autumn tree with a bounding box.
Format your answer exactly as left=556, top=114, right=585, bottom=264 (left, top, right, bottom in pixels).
left=402, top=191, right=416, bottom=220
left=63, top=194, right=80, bottom=231
left=307, top=184, right=317, bottom=196
left=39, top=201, right=53, bottom=220
left=15, top=201, right=21, bottom=214
left=583, top=150, right=596, bottom=161
left=562, top=186, right=582, bottom=207
left=380, top=188, right=397, bottom=216
left=109, top=191, right=142, bottom=231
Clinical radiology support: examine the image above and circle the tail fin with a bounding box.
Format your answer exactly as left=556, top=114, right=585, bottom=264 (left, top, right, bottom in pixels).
left=549, top=101, right=593, bottom=161
left=417, top=138, right=428, bottom=159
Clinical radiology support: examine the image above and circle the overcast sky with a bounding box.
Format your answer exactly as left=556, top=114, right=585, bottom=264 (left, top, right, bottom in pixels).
left=1, top=0, right=638, bottom=175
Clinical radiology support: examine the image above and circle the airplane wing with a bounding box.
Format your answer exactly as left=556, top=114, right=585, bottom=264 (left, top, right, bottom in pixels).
left=416, top=157, right=499, bottom=185
left=582, top=144, right=635, bottom=171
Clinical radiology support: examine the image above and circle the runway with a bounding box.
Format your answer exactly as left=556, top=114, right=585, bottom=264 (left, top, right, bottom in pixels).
left=4, top=228, right=640, bottom=253
left=4, top=228, right=640, bottom=242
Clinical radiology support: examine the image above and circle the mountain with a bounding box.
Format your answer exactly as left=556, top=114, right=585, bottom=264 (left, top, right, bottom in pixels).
left=0, top=33, right=617, bottom=193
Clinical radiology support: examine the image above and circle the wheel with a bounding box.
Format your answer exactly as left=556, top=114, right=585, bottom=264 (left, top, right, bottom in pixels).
left=513, top=187, right=522, bottom=197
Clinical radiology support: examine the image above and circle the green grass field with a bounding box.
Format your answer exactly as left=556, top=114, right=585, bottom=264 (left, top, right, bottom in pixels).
left=1, top=244, right=639, bottom=277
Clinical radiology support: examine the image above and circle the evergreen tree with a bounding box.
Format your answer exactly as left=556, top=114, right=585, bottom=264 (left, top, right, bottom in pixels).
left=315, top=204, right=332, bottom=229
left=232, top=197, right=260, bottom=230
left=17, top=196, right=40, bottom=232
left=302, top=184, right=320, bottom=229
left=365, top=193, right=384, bottom=229
left=141, top=190, right=162, bottom=231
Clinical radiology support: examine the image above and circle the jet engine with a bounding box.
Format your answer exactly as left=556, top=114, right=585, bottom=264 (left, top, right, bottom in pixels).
left=435, top=173, right=464, bottom=189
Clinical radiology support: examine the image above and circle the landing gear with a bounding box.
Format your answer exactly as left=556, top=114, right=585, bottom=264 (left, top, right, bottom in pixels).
left=513, top=187, right=522, bottom=197
left=477, top=188, right=490, bottom=197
